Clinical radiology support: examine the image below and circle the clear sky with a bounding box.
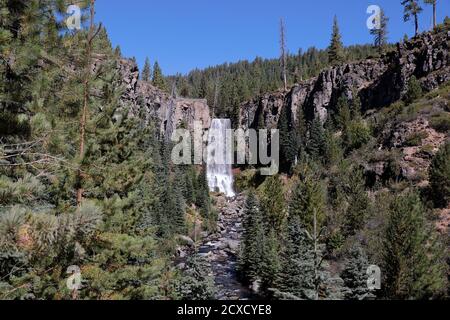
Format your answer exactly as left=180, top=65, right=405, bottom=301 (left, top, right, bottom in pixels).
left=95, top=0, right=449, bottom=75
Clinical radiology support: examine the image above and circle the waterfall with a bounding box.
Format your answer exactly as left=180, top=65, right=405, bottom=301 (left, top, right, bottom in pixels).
left=207, top=119, right=235, bottom=197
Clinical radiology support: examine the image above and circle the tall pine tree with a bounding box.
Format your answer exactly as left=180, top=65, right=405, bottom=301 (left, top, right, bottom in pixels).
left=141, top=57, right=151, bottom=82
left=382, top=191, right=446, bottom=299
left=328, top=16, right=344, bottom=65
left=401, top=0, right=423, bottom=36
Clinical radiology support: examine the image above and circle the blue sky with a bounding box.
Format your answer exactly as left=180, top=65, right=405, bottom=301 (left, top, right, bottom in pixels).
left=95, top=0, right=449, bottom=75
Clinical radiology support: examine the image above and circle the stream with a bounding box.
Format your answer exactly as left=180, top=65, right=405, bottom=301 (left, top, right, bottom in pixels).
left=198, top=194, right=255, bottom=300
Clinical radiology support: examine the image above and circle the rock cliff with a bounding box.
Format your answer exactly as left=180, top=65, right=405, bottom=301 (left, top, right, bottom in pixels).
left=239, top=29, right=449, bottom=130
left=117, top=58, right=211, bottom=135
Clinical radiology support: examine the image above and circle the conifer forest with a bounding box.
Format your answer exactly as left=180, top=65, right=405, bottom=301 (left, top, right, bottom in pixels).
left=0, top=0, right=449, bottom=303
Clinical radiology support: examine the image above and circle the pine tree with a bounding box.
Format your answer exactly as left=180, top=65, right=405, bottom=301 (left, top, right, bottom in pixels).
left=323, top=121, right=343, bottom=167
left=275, top=215, right=316, bottom=300
left=424, top=0, right=437, bottom=29
left=401, top=0, right=423, bottom=36
left=279, top=106, right=299, bottom=172
left=260, top=229, right=281, bottom=292
left=175, top=255, right=216, bottom=300
left=152, top=61, right=167, bottom=91
left=336, top=95, right=351, bottom=130
left=343, top=168, right=370, bottom=236
left=337, top=94, right=371, bottom=153
left=341, top=246, right=375, bottom=300
left=167, top=179, right=186, bottom=235
left=77, top=0, right=99, bottom=206
left=289, top=170, right=325, bottom=236
left=260, top=175, right=286, bottom=230
left=382, top=191, right=446, bottom=299
left=328, top=16, right=344, bottom=65
left=238, top=192, right=265, bottom=282
left=307, top=117, right=326, bottom=161
left=404, top=75, right=423, bottom=104
left=370, top=8, right=389, bottom=54
left=141, top=57, right=151, bottom=82
left=429, top=142, right=450, bottom=208
left=195, top=166, right=211, bottom=218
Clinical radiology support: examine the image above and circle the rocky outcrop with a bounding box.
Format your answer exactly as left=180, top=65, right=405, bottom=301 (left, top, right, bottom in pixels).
left=117, top=58, right=211, bottom=135
left=365, top=116, right=448, bottom=184
left=240, top=29, right=449, bottom=130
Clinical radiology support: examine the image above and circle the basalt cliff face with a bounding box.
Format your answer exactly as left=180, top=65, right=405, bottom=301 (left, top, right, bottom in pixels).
left=239, top=29, right=449, bottom=130
left=117, top=59, right=211, bottom=135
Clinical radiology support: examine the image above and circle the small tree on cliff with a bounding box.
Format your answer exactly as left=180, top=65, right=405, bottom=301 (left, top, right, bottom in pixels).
left=141, top=57, right=151, bottom=82
left=404, top=76, right=423, bottom=104
left=370, top=8, right=389, bottom=54
left=152, top=61, right=167, bottom=91
left=401, top=0, right=423, bottom=36
left=328, top=16, right=344, bottom=65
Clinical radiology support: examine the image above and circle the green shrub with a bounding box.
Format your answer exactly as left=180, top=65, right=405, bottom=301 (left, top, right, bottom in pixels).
left=344, top=120, right=372, bottom=151
left=404, top=131, right=429, bottom=147
left=404, top=76, right=423, bottom=105
left=430, top=112, right=450, bottom=133
left=429, top=142, right=450, bottom=207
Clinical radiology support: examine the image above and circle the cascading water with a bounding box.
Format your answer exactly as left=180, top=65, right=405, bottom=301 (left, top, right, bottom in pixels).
left=207, top=119, right=235, bottom=197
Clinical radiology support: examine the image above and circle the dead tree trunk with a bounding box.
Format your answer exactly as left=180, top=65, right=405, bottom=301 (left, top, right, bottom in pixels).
left=280, top=18, right=288, bottom=92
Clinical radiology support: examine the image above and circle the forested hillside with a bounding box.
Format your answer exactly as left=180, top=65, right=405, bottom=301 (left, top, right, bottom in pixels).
left=233, top=19, right=450, bottom=299
left=0, top=0, right=214, bottom=300
left=0, top=0, right=449, bottom=301
left=166, top=43, right=379, bottom=124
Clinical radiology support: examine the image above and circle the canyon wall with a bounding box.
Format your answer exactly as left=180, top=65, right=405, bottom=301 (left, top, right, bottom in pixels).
left=118, top=59, right=211, bottom=135
left=239, top=29, right=449, bottom=130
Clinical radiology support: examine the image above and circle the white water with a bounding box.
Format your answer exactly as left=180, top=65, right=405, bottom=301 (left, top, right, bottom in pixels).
left=207, top=119, right=235, bottom=197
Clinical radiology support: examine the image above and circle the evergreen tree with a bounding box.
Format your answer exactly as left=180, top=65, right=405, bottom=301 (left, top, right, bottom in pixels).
left=429, top=142, right=450, bottom=208
left=195, top=166, right=211, bottom=218
left=238, top=192, right=265, bottom=282
left=370, top=8, right=389, bottom=54
left=336, top=95, right=351, bottom=130
left=141, top=57, right=152, bottom=82
left=323, top=121, right=343, bottom=167
left=307, top=117, right=326, bottom=161
left=77, top=0, right=97, bottom=206
left=260, top=175, right=286, bottom=230
left=260, top=229, right=281, bottom=292
left=175, top=255, right=216, bottom=300
left=328, top=16, right=344, bottom=65
left=289, top=170, right=326, bottom=236
left=341, top=246, right=375, bottom=300
left=279, top=106, right=299, bottom=172
left=152, top=61, right=167, bottom=91
left=275, top=215, right=317, bottom=300
left=343, top=168, right=370, bottom=237
left=401, top=0, right=423, bottom=36
left=337, top=94, right=372, bottom=153
left=382, top=191, right=446, bottom=299
left=167, top=180, right=186, bottom=235
left=404, top=76, right=423, bottom=104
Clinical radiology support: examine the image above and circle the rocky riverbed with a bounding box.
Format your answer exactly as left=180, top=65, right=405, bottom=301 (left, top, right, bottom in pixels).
left=176, top=194, right=256, bottom=300
left=197, top=194, right=255, bottom=300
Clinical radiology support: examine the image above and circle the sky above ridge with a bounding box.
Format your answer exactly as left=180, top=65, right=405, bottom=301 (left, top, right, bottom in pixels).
left=95, top=0, right=449, bottom=75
